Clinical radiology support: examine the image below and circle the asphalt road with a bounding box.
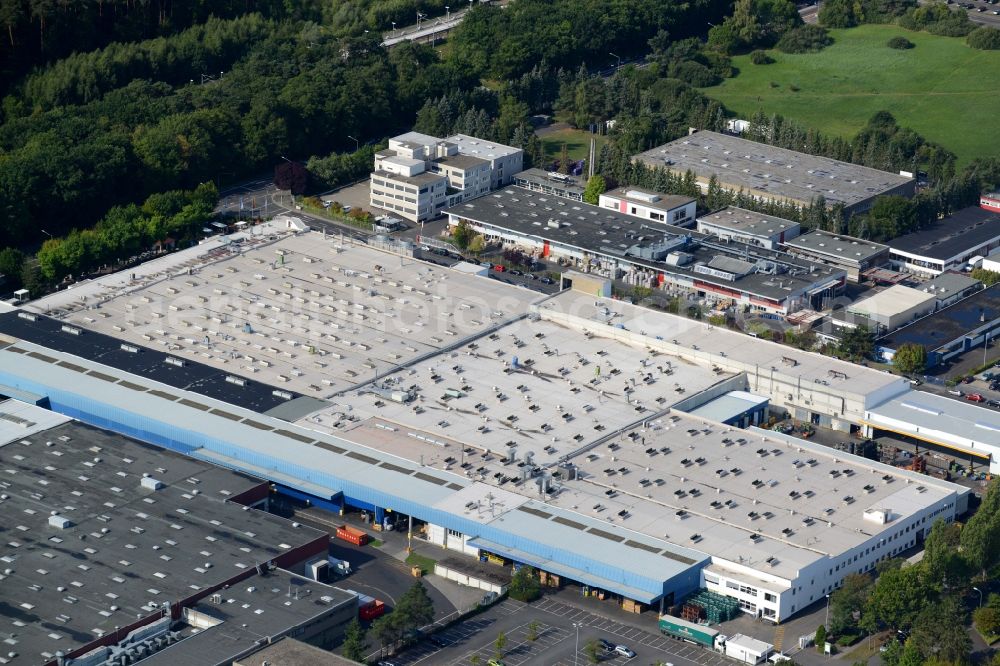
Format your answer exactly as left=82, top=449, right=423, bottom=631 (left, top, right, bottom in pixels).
left=288, top=508, right=458, bottom=620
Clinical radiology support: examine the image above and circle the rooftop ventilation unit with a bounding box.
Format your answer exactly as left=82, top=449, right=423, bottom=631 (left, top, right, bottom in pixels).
left=48, top=514, right=72, bottom=529
left=164, top=356, right=185, bottom=368
left=140, top=476, right=165, bottom=491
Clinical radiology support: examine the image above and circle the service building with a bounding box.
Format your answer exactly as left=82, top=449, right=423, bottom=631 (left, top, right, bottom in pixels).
left=784, top=230, right=890, bottom=283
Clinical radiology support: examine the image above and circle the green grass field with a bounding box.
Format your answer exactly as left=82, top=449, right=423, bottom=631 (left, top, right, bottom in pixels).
left=539, top=127, right=609, bottom=165
left=702, top=24, right=1000, bottom=167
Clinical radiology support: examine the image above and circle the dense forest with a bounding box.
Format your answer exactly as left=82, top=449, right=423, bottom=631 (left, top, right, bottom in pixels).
left=0, top=0, right=729, bottom=290
left=2, top=0, right=998, bottom=294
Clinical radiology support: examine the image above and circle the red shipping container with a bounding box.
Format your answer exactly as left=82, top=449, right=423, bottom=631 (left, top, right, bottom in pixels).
left=336, top=525, right=369, bottom=546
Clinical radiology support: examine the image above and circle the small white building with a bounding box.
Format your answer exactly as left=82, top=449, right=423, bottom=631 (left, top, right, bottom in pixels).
left=599, top=186, right=697, bottom=228
left=725, top=634, right=773, bottom=665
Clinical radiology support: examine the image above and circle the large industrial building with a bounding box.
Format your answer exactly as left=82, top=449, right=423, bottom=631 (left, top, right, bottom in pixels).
left=445, top=187, right=847, bottom=315
left=0, top=400, right=356, bottom=666
left=633, top=131, right=915, bottom=217
left=0, top=221, right=981, bottom=635
left=888, top=206, right=1000, bottom=276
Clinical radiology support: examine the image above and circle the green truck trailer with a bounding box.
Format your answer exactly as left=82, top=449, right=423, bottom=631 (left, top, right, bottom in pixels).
left=658, top=615, right=725, bottom=650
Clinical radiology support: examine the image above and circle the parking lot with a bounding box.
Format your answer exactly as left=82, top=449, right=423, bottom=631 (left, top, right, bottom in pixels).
left=386, top=595, right=741, bottom=666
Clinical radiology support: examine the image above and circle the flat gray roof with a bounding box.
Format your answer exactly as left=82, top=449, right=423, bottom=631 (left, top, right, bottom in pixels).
left=514, top=168, right=586, bottom=194
left=434, top=153, right=489, bottom=170
left=0, top=409, right=329, bottom=664
left=784, top=230, right=889, bottom=264
left=445, top=188, right=844, bottom=302
left=889, top=206, right=1000, bottom=262
left=603, top=186, right=695, bottom=211
left=697, top=207, right=800, bottom=236
left=143, top=570, right=355, bottom=666
left=372, top=168, right=443, bottom=187
left=919, top=272, right=982, bottom=300
left=634, top=131, right=913, bottom=207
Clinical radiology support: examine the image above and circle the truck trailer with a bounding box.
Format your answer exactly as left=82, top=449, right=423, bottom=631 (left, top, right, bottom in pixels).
left=659, top=615, right=725, bottom=650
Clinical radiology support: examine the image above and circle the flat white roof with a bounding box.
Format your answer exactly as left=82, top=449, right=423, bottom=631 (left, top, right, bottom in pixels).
left=0, top=399, right=71, bottom=447
left=27, top=231, right=541, bottom=398
left=866, top=391, right=1000, bottom=460
left=304, top=316, right=733, bottom=466
left=848, top=285, right=935, bottom=319
left=445, top=133, right=522, bottom=159
left=538, top=290, right=907, bottom=401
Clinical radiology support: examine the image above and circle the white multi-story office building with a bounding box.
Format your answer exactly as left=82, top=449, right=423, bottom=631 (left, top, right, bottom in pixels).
left=370, top=132, right=521, bottom=223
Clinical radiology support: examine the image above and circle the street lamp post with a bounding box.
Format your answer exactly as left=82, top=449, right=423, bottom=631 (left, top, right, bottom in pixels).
left=573, top=621, right=582, bottom=666
left=446, top=5, right=450, bottom=18
left=609, top=52, right=621, bottom=71
left=391, top=21, right=396, bottom=35
left=985, top=331, right=991, bottom=367
left=974, top=586, right=983, bottom=608
left=347, top=135, right=359, bottom=152
left=40, top=229, right=53, bottom=239
left=824, top=594, right=831, bottom=628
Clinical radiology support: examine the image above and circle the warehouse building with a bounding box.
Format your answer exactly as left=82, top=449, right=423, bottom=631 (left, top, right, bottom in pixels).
left=845, top=285, right=937, bottom=335
left=598, top=186, right=697, bottom=228
left=0, top=400, right=356, bottom=666
left=634, top=131, right=915, bottom=217
left=445, top=187, right=846, bottom=315
left=0, top=231, right=975, bottom=629
left=877, top=283, right=1000, bottom=368
left=784, top=230, right=890, bottom=283
left=696, top=207, right=801, bottom=250
left=889, top=206, right=1000, bottom=276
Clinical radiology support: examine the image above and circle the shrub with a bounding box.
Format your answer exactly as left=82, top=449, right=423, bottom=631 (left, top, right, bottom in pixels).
left=750, top=49, right=775, bottom=64
left=887, top=36, right=914, bottom=49
left=769, top=81, right=780, bottom=87
left=789, top=84, right=800, bottom=91
left=968, top=26, right=1000, bottom=49
left=776, top=25, right=834, bottom=53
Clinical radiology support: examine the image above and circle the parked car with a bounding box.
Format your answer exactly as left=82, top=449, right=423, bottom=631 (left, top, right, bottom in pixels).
left=948, top=389, right=963, bottom=396
left=964, top=376, right=975, bottom=384
left=509, top=269, right=523, bottom=276
left=614, top=645, right=636, bottom=658
left=488, top=660, right=506, bottom=666
left=480, top=261, right=492, bottom=268
left=909, top=378, right=922, bottom=386
left=427, top=635, right=449, bottom=648
left=540, top=277, right=555, bottom=284
left=493, top=264, right=506, bottom=272
left=967, top=393, right=985, bottom=402
left=599, top=638, right=616, bottom=651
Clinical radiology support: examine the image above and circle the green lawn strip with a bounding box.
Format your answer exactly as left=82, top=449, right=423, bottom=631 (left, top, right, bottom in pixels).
left=405, top=551, right=437, bottom=575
